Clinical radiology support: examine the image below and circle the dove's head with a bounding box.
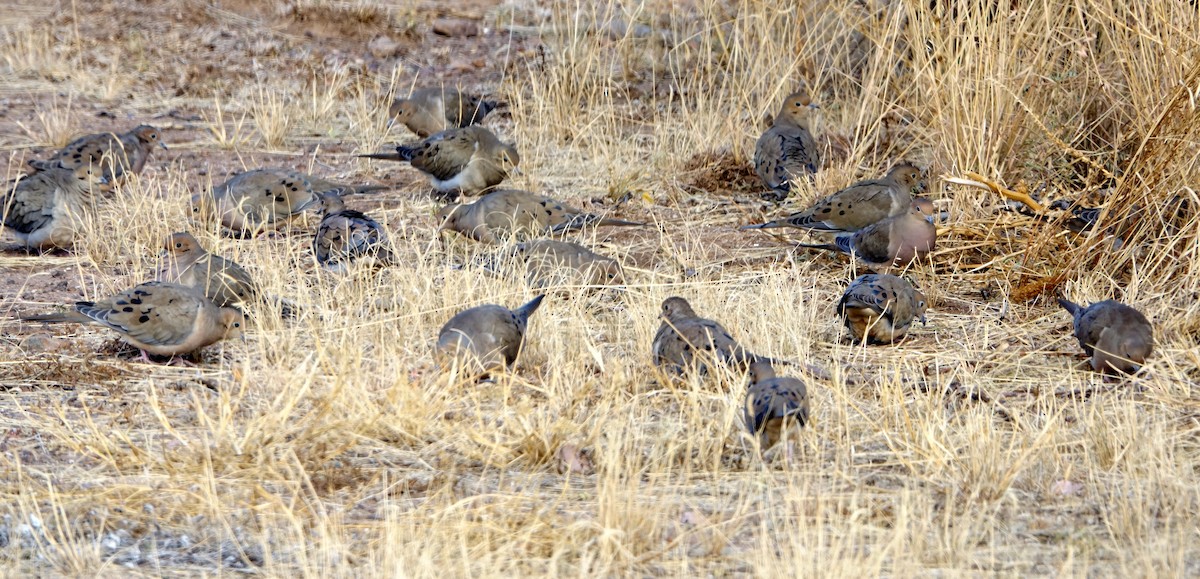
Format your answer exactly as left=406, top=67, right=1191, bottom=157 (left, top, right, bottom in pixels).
left=776, top=91, right=819, bottom=128
left=747, top=360, right=777, bottom=384
left=164, top=231, right=203, bottom=258
left=388, top=98, right=413, bottom=127
left=71, top=164, right=111, bottom=191
left=499, top=143, right=520, bottom=170
left=913, top=288, right=928, bottom=325
left=660, top=296, right=697, bottom=323
left=435, top=203, right=467, bottom=230
left=888, top=163, right=925, bottom=193
left=219, top=307, right=247, bottom=341
left=131, top=125, right=167, bottom=150
left=318, top=193, right=347, bottom=216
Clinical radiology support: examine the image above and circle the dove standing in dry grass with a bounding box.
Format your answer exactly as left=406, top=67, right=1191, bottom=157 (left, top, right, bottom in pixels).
left=29, top=124, right=166, bottom=182
left=836, top=274, right=927, bottom=344
left=743, top=361, right=810, bottom=450
left=389, top=87, right=498, bottom=138
left=18, top=281, right=244, bottom=361
left=437, top=189, right=644, bottom=244
left=313, top=194, right=396, bottom=271
left=2, top=164, right=109, bottom=250
left=742, top=163, right=925, bottom=233
left=1058, top=298, right=1153, bottom=376
left=800, top=205, right=937, bottom=269
left=435, top=294, right=545, bottom=374
left=481, top=239, right=627, bottom=290
left=652, top=297, right=773, bottom=376
left=755, top=91, right=820, bottom=200
left=192, top=168, right=387, bottom=237
left=360, top=126, right=519, bottom=198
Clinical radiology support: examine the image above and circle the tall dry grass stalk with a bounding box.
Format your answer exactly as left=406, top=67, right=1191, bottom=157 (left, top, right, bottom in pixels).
left=1, top=0, right=1199, bottom=576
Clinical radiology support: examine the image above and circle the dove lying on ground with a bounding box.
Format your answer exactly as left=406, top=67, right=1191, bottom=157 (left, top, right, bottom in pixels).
left=478, top=239, right=627, bottom=290
left=742, top=163, right=925, bottom=233
left=437, top=189, right=644, bottom=244
left=159, top=232, right=299, bottom=317
left=359, top=126, right=519, bottom=198
left=389, top=87, right=498, bottom=138
left=799, top=204, right=937, bottom=269
left=1057, top=298, right=1153, bottom=376
left=435, top=295, right=545, bottom=374
left=754, top=91, right=820, bottom=200
left=2, top=164, right=109, bottom=250
left=836, top=274, right=927, bottom=344
left=18, top=281, right=244, bottom=361
left=191, top=168, right=387, bottom=237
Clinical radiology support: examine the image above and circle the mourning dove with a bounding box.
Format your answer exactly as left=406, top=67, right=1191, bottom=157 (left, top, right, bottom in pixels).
left=741, top=163, right=926, bottom=233
left=743, top=361, right=810, bottom=449
left=437, top=189, right=644, bottom=244
left=799, top=205, right=937, bottom=268
left=312, top=193, right=397, bottom=271
left=1057, top=298, right=1153, bottom=375
left=359, top=126, right=519, bottom=198
left=435, top=294, right=545, bottom=374
left=754, top=91, right=820, bottom=200
left=191, top=168, right=387, bottom=237
left=159, top=232, right=258, bottom=307
left=29, top=124, right=166, bottom=182
left=652, top=296, right=772, bottom=376
left=18, top=281, right=244, bottom=361
left=836, top=274, right=926, bottom=344
left=2, top=164, right=110, bottom=250
left=481, top=239, right=627, bottom=290
left=389, top=87, right=499, bottom=138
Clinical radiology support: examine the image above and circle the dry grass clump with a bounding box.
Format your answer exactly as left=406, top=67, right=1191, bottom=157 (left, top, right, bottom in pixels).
left=1, top=0, right=1200, bottom=576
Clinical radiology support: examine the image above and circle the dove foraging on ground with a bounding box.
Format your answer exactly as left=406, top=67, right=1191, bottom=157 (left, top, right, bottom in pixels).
left=389, top=87, right=498, bottom=138
left=800, top=205, right=937, bottom=268
left=435, top=295, right=545, bottom=374
left=359, top=126, right=519, bottom=198
left=437, top=189, right=644, bottom=244
left=481, top=239, right=627, bottom=290
left=742, top=163, right=925, bottom=233
left=743, top=361, right=810, bottom=449
left=313, top=194, right=397, bottom=271
left=1057, top=298, right=1153, bottom=376
left=29, top=125, right=166, bottom=182
left=18, top=281, right=244, bottom=361
left=754, top=91, right=820, bottom=200
left=192, top=168, right=387, bottom=237
left=836, top=274, right=926, bottom=344
left=652, top=297, right=773, bottom=376
left=2, top=164, right=109, bottom=250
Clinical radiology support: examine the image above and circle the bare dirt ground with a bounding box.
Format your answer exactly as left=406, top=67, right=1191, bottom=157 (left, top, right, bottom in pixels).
left=1, top=0, right=1199, bottom=576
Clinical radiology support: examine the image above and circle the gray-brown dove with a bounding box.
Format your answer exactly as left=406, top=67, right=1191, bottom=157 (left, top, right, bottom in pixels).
left=741, top=163, right=925, bottom=233
left=437, top=189, right=644, bottom=244
left=836, top=274, right=926, bottom=344
left=19, top=281, right=244, bottom=361
left=159, top=232, right=258, bottom=308
left=754, top=91, right=820, bottom=200
left=359, top=126, right=519, bottom=198
left=2, top=164, right=110, bottom=250
left=743, top=361, right=810, bottom=449
left=312, top=194, right=396, bottom=271
left=652, top=296, right=773, bottom=376
left=191, top=168, right=387, bottom=237
left=1057, top=298, right=1153, bottom=375
left=800, top=205, right=937, bottom=268
left=389, top=87, right=498, bottom=138
left=435, top=294, right=545, bottom=374
left=29, top=125, right=166, bottom=182
left=481, top=239, right=627, bottom=290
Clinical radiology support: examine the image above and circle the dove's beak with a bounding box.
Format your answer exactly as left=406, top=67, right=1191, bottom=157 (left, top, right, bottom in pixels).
left=159, top=142, right=168, bottom=150
left=920, top=314, right=927, bottom=326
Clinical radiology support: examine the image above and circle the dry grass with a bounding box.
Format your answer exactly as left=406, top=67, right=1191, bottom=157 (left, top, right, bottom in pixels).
left=1, top=0, right=1200, bottom=575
